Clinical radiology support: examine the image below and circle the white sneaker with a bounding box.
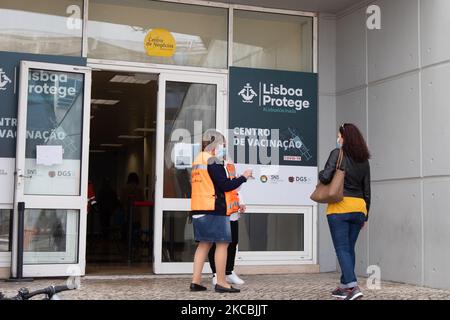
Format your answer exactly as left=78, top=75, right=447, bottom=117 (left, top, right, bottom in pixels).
left=212, top=274, right=217, bottom=286
left=226, top=271, right=245, bottom=285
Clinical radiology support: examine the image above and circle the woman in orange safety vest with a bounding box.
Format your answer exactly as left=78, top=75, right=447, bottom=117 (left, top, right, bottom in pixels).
left=190, top=130, right=252, bottom=293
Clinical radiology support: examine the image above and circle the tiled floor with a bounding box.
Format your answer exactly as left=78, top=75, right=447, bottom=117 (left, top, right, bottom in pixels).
left=2, top=272, right=450, bottom=300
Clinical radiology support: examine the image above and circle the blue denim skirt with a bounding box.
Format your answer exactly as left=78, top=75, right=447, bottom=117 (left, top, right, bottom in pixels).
left=192, top=214, right=231, bottom=243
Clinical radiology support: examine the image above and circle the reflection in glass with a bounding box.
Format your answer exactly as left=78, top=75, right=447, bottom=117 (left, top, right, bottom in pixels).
left=0, top=209, right=12, bottom=252
left=23, top=209, right=79, bottom=264
left=239, top=213, right=304, bottom=251
left=0, top=0, right=83, bottom=56
left=233, top=10, right=313, bottom=72
left=24, top=69, right=84, bottom=196
left=162, top=211, right=195, bottom=262
left=163, top=82, right=216, bottom=198
left=88, top=0, right=228, bottom=68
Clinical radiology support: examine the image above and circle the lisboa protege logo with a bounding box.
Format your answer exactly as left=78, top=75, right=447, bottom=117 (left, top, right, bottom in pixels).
left=238, top=81, right=311, bottom=113
left=28, top=70, right=78, bottom=99
left=238, top=83, right=257, bottom=103
left=0, top=68, right=12, bottom=91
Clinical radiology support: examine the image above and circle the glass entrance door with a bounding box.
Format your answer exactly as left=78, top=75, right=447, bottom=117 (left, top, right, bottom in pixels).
left=12, top=61, right=91, bottom=277
left=153, top=72, right=226, bottom=274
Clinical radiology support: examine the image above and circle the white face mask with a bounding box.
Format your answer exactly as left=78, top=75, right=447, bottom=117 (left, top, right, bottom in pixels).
left=215, top=146, right=226, bottom=158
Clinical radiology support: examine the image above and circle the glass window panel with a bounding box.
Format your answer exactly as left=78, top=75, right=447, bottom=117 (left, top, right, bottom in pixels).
left=23, top=209, right=79, bottom=264
left=88, top=0, right=228, bottom=69
left=24, top=68, right=84, bottom=196
left=162, top=211, right=195, bottom=262
left=239, top=213, right=304, bottom=251
left=163, top=81, right=216, bottom=198
left=0, top=209, right=12, bottom=252
left=233, top=10, right=313, bottom=72
left=0, top=0, right=83, bottom=56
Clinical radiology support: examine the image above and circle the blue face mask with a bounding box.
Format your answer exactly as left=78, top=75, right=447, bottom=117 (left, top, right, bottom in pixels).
left=216, top=146, right=226, bottom=158
left=336, top=139, right=342, bottom=149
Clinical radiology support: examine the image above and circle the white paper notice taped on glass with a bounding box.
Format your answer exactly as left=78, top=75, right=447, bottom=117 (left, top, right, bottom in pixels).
left=174, top=142, right=193, bottom=169
left=36, top=145, right=63, bottom=166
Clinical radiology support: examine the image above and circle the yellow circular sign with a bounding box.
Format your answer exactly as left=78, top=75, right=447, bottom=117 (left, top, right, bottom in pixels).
left=144, top=28, right=176, bottom=57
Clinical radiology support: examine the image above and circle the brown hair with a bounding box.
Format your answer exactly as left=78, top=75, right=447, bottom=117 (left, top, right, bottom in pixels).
left=339, top=123, right=370, bottom=162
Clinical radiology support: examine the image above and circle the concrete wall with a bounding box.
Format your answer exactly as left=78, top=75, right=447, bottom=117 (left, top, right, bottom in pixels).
left=336, top=0, right=450, bottom=289
left=317, top=13, right=338, bottom=272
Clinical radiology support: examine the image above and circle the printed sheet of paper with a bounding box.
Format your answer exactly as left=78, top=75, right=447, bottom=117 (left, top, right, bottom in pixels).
left=36, top=145, right=63, bottom=166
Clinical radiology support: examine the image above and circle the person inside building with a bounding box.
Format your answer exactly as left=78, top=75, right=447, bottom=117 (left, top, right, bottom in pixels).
left=319, top=123, right=371, bottom=300
left=120, top=172, right=145, bottom=246
left=87, top=180, right=98, bottom=214
left=86, top=180, right=99, bottom=240
left=120, top=172, right=145, bottom=207
left=208, top=156, right=246, bottom=286
left=97, top=178, right=120, bottom=240
left=189, top=129, right=252, bottom=293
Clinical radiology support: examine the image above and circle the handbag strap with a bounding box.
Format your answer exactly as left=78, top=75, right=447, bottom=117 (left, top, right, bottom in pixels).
left=336, top=149, right=344, bottom=170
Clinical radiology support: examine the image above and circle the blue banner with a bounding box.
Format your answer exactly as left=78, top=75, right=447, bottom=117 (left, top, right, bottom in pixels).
left=0, top=51, right=86, bottom=158
left=229, top=66, right=318, bottom=167
left=0, top=51, right=86, bottom=203
left=228, top=67, right=318, bottom=206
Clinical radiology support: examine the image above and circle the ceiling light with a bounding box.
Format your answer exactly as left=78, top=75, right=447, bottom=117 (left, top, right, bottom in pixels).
left=91, top=99, right=120, bottom=105
left=135, top=73, right=158, bottom=82
left=110, top=75, right=152, bottom=84
left=134, top=128, right=156, bottom=132
left=100, top=143, right=123, bottom=147
left=118, top=135, right=144, bottom=139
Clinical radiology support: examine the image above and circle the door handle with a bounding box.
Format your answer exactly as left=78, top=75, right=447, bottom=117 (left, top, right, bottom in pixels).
left=18, top=174, right=32, bottom=179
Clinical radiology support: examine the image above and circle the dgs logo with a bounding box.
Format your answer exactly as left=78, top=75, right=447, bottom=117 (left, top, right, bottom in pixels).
left=288, top=176, right=312, bottom=184
left=49, top=170, right=73, bottom=178
left=58, top=171, right=73, bottom=177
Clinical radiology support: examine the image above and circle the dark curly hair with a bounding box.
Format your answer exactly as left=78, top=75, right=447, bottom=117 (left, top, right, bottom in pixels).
left=339, top=123, right=371, bottom=162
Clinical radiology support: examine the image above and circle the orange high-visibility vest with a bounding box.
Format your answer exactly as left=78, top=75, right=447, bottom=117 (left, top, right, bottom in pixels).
left=190, top=153, right=241, bottom=214
left=225, top=162, right=240, bottom=216
left=191, top=152, right=216, bottom=211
